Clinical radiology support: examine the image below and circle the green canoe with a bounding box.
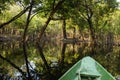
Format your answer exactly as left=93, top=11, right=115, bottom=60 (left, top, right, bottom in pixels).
left=59, top=56, right=116, bottom=80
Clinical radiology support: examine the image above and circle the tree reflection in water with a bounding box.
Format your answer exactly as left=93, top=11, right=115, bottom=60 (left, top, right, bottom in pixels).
left=0, top=41, right=120, bottom=80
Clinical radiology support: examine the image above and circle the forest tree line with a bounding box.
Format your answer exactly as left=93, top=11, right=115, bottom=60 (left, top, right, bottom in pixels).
left=0, top=0, right=120, bottom=43
left=0, top=0, right=120, bottom=80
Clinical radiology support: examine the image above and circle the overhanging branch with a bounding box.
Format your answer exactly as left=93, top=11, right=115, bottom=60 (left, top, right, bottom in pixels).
left=0, top=6, right=30, bottom=28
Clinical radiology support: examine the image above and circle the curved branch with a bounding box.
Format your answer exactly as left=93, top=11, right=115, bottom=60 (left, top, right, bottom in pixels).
left=0, top=6, right=30, bottom=28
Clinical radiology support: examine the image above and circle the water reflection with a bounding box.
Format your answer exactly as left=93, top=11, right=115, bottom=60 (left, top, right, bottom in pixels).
left=0, top=41, right=120, bottom=80
left=14, top=61, right=41, bottom=80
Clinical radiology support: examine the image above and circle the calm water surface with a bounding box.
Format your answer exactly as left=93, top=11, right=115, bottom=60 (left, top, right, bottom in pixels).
left=0, top=41, right=120, bottom=80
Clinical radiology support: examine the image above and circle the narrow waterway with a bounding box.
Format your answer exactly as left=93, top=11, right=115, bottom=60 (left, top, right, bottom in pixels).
left=0, top=40, right=120, bottom=80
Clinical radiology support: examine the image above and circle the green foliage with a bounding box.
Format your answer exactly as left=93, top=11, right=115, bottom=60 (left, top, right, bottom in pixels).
left=0, top=0, right=120, bottom=79
left=108, top=10, right=120, bottom=35
left=0, top=0, right=17, bottom=13
left=67, top=0, right=118, bottom=37
left=0, top=2, right=9, bottom=13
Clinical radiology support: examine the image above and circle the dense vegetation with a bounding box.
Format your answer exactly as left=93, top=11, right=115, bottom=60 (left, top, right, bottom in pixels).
left=0, top=0, right=120, bottom=80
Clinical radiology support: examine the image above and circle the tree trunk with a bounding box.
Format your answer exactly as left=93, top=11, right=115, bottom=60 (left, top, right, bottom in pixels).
left=73, top=27, right=76, bottom=39
left=22, top=1, right=33, bottom=80
left=60, top=43, right=67, bottom=67
left=62, top=19, right=67, bottom=39
left=87, top=19, right=96, bottom=44
left=35, top=42, right=55, bottom=80
left=36, top=43, right=50, bottom=71
left=36, top=0, right=65, bottom=41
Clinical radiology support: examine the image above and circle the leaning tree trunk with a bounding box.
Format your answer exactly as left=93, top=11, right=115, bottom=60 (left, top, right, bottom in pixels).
left=36, top=0, right=65, bottom=41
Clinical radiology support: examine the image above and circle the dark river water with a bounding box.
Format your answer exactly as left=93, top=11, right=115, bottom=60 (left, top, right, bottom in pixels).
left=0, top=40, right=120, bottom=80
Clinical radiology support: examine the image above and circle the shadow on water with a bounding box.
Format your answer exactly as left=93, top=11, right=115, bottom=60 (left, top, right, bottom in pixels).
left=0, top=40, right=120, bottom=80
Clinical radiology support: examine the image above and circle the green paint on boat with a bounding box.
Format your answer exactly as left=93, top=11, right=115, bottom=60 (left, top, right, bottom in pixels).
left=59, top=56, right=115, bottom=80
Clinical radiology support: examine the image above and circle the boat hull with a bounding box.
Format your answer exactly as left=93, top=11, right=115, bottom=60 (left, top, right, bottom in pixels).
left=59, top=56, right=115, bottom=80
